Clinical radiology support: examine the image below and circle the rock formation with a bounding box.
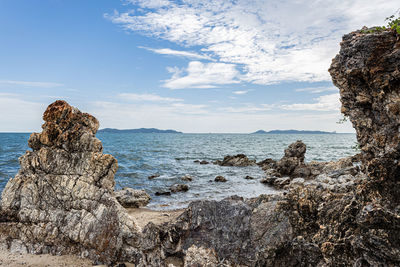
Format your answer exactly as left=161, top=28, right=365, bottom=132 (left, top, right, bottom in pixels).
left=0, top=101, right=148, bottom=265
left=1, top=28, right=400, bottom=267
left=330, top=29, right=400, bottom=202
left=217, top=154, right=257, bottom=167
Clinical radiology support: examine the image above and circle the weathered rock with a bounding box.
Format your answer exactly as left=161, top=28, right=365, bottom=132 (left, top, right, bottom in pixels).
left=114, top=188, right=151, bottom=208
left=214, top=175, right=227, bottom=182
left=218, top=154, right=256, bottom=167
left=244, top=175, right=255, bottom=180
left=183, top=245, right=219, bottom=267
left=0, top=100, right=144, bottom=265
left=329, top=28, right=400, bottom=200
left=199, top=160, right=209, bottom=165
left=170, top=184, right=189, bottom=193
left=180, top=174, right=193, bottom=182
left=275, top=141, right=310, bottom=178
left=257, top=158, right=276, bottom=170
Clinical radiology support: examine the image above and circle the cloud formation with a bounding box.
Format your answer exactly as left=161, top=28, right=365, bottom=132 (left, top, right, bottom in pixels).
left=163, top=61, right=240, bottom=89
left=138, top=46, right=212, bottom=60
left=281, top=93, right=341, bottom=111
left=109, top=0, right=397, bottom=88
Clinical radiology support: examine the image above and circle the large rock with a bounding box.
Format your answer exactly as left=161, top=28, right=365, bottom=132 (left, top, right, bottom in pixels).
left=218, top=154, right=257, bottom=166
left=275, top=140, right=310, bottom=178
left=114, top=188, right=151, bottom=208
left=0, top=101, right=145, bottom=265
left=329, top=29, right=400, bottom=200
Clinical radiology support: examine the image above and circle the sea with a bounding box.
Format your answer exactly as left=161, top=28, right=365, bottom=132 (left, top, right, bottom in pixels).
left=0, top=133, right=357, bottom=210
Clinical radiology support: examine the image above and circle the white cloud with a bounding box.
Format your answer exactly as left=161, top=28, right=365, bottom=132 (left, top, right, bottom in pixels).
left=109, top=0, right=397, bottom=86
left=281, top=93, right=340, bottom=111
left=118, top=93, right=183, bottom=102
left=138, top=46, right=212, bottom=60
left=233, top=90, right=248, bottom=95
left=127, top=0, right=170, bottom=9
left=0, top=96, right=45, bottom=132
left=0, top=80, right=63, bottom=88
left=219, top=104, right=273, bottom=113
left=295, top=86, right=338, bottom=93
left=163, top=61, right=240, bottom=89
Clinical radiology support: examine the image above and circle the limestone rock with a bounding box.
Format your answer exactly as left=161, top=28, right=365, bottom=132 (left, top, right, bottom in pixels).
left=114, top=188, right=151, bottom=208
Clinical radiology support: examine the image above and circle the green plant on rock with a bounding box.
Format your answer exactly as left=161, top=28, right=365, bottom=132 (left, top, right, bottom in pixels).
left=361, top=11, right=400, bottom=34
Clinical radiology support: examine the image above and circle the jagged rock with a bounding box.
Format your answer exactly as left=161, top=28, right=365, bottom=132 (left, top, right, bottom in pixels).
left=275, top=141, right=310, bottom=178
left=114, top=188, right=151, bottom=208
left=0, top=100, right=144, bottom=265
left=284, top=140, right=307, bottom=160
left=329, top=28, right=400, bottom=200
left=257, top=158, right=276, bottom=170
left=170, top=184, right=189, bottom=193
left=244, top=175, right=255, bottom=180
left=218, top=154, right=256, bottom=167
left=214, top=176, right=227, bottom=182
left=180, top=175, right=193, bottom=182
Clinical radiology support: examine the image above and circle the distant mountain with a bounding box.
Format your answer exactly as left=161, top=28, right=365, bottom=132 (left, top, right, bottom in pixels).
left=252, top=129, right=336, bottom=134
left=98, top=128, right=183, bottom=134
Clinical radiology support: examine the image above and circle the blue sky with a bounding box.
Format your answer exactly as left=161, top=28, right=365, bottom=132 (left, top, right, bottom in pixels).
left=0, top=0, right=397, bottom=133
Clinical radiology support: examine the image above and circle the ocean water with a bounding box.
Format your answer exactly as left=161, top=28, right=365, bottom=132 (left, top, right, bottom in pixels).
left=0, top=133, right=357, bottom=210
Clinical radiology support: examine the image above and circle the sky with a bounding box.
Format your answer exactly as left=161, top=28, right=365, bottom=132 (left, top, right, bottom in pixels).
left=0, top=0, right=397, bottom=133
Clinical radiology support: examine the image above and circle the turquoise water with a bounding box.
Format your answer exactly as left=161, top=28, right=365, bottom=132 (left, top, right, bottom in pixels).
left=0, top=133, right=357, bottom=209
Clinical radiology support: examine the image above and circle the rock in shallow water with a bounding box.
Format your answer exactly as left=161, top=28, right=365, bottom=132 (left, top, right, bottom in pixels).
left=214, top=175, right=227, bottom=182
left=218, top=154, right=256, bottom=166
left=170, top=184, right=189, bottom=193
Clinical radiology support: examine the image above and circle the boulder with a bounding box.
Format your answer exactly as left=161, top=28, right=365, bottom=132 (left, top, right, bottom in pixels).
left=170, top=184, right=189, bottom=193
left=218, top=154, right=256, bottom=167
left=148, top=174, right=160, bottom=180
left=114, top=188, right=151, bottom=208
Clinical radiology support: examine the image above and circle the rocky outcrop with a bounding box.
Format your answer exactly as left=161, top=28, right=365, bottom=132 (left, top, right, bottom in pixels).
left=329, top=28, right=400, bottom=202
left=0, top=101, right=147, bottom=265
left=114, top=188, right=151, bottom=208
left=275, top=140, right=311, bottom=178
left=217, top=154, right=257, bottom=167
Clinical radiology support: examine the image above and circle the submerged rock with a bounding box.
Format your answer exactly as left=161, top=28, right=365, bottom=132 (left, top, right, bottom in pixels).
left=114, top=188, right=151, bottom=208
left=218, top=154, right=256, bottom=166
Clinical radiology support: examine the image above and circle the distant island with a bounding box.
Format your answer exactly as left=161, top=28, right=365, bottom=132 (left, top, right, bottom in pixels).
left=98, top=128, right=183, bottom=134
left=252, top=129, right=336, bottom=134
